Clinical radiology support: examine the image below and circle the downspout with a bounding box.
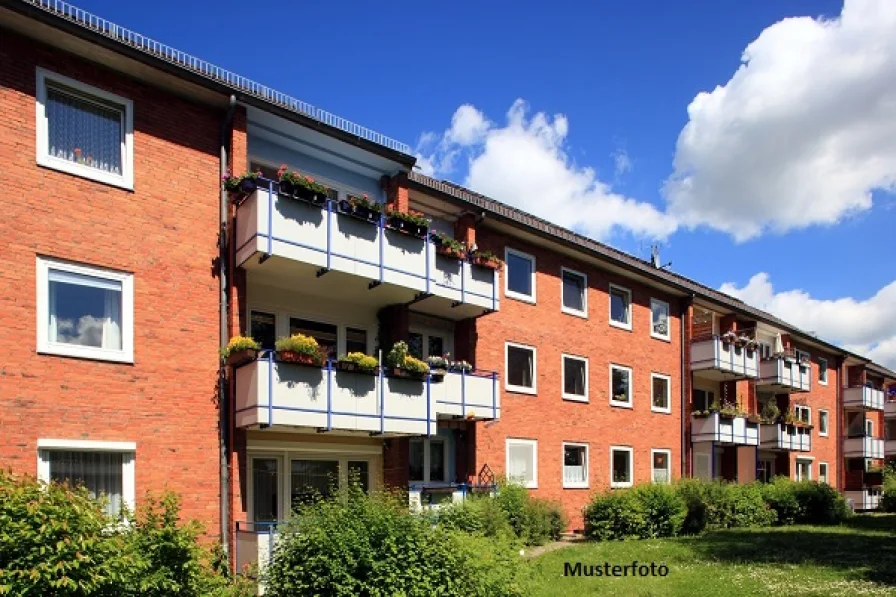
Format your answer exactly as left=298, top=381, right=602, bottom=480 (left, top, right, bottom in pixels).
left=681, top=294, right=694, bottom=478
left=219, top=94, right=237, bottom=560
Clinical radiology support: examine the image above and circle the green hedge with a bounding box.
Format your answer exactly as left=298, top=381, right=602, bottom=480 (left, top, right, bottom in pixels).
left=584, top=477, right=849, bottom=541
left=881, top=465, right=896, bottom=513
left=265, top=486, right=529, bottom=597
left=0, top=469, right=245, bottom=596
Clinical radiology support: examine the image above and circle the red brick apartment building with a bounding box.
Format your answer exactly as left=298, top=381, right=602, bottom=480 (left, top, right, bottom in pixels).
left=2, top=0, right=895, bottom=576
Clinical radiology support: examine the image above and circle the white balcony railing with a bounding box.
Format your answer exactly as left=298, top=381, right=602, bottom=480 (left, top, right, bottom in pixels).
left=843, top=436, right=884, bottom=459
left=757, top=357, right=811, bottom=392
left=886, top=400, right=896, bottom=419
left=845, top=490, right=881, bottom=512
left=690, top=336, right=759, bottom=379
left=235, top=186, right=499, bottom=316
left=691, top=412, right=759, bottom=446
left=843, top=386, right=885, bottom=411
left=233, top=355, right=500, bottom=435
left=759, top=423, right=812, bottom=452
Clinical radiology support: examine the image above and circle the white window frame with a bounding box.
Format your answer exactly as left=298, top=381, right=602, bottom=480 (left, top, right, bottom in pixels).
left=651, top=448, right=672, bottom=484
left=608, top=283, right=633, bottom=331
left=505, top=341, right=537, bottom=395
left=610, top=445, right=634, bottom=488
left=818, top=409, right=829, bottom=437
left=408, top=437, right=450, bottom=484
left=609, top=364, right=633, bottom=408
left=562, top=442, right=589, bottom=489
left=818, top=357, right=828, bottom=385
left=504, top=248, right=536, bottom=304
left=36, top=439, right=136, bottom=513
left=36, top=256, right=135, bottom=363
left=795, top=405, right=811, bottom=426
left=795, top=457, right=813, bottom=481
left=650, top=298, right=671, bottom=341
left=560, top=267, right=588, bottom=318
left=36, top=68, right=134, bottom=190
left=650, top=372, right=672, bottom=414
left=866, top=419, right=874, bottom=437
left=561, top=353, right=589, bottom=402
left=506, top=438, right=538, bottom=489
left=818, top=462, right=829, bottom=484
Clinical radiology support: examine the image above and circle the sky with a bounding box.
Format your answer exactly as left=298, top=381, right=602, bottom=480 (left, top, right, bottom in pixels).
left=71, top=0, right=896, bottom=367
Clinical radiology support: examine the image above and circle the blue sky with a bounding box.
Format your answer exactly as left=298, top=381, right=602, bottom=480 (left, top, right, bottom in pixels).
left=69, top=0, right=896, bottom=365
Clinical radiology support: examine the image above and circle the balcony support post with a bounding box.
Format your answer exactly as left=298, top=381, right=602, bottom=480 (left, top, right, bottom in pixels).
left=379, top=367, right=385, bottom=435
left=492, top=372, right=497, bottom=420
left=267, top=354, right=274, bottom=427
left=426, top=375, right=432, bottom=437
left=326, top=360, right=332, bottom=431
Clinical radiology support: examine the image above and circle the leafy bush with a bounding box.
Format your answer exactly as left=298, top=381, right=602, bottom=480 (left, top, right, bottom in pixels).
left=882, top=465, right=896, bottom=513
left=760, top=476, right=801, bottom=525
left=437, top=488, right=564, bottom=546
left=675, top=478, right=711, bottom=534
left=791, top=480, right=851, bottom=525
left=265, top=486, right=527, bottom=597
left=633, top=483, right=687, bottom=538
left=719, top=483, right=776, bottom=528
left=275, top=333, right=322, bottom=364
left=436, top=497, right=514, bottom=539
left=583, top=490, right=645, bottom=541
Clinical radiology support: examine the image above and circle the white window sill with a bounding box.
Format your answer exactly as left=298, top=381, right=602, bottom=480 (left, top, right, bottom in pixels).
left=561, top=307, right=588, bottom=319
left=611, top=482, right=633, bottom=489
left=563, top=482, right=589, bottom=490
left=37, top=156, right=133, bottom=191
left=562, top=394, right=589, bottom=403
left=505, top=385, right=537, bottom=396
left=609, top=320, right=632, bottom=332
left=651, top=332, right=671, bottom=342
left=651, top=405, right=672, bottom=414
left=505, top=291, right=537, bottom=304
left=38, top=344, right=133, bottom=364
left=610, top=399, right=633, bottom=409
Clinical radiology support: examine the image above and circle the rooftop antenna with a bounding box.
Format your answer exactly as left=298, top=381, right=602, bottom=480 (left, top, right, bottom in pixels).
left=651, top=245, right=672, bottom=270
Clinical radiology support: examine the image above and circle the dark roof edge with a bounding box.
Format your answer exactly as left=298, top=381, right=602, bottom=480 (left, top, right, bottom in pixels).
left=2, top=0, right=417, bottom=168
left=409, top=172, right=868, bottom=361
left=867, top=362, right=896, bottom=380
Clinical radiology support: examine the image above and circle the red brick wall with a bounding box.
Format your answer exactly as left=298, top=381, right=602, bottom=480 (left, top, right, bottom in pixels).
left=471, top=230, right=683, bottom=529
left=789, top=346, right=840, bottom=487
left=0, top=33, right=223, bottom=534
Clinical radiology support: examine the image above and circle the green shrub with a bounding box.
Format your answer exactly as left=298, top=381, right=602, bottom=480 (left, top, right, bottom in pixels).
left=265, top=486, right=526, bottom=596
left=760, top=476, right=800, bottom=525
left=791, top=480, right=851, bottom=524
left=632, top=483, right=687, bottom=538
left=438, top=488, right=565, bottom=546
left=437, top=497, right=514, bottom=539
left=675, top=478, right=710, bottom=535
left=721, top=483, right=776, bottom=528
left=882, top=465, right=896, bottom=513
left=583, top=490, right=645, bottom=541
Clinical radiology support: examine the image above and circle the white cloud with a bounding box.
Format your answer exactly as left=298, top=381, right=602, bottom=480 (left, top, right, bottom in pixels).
left=417, top=99, right=677, bottom=241
left=612, top=149, right=632, bottom=179
left=720, top=273, right=896, bottom=369
left=665, top=0, right=896, bottom=242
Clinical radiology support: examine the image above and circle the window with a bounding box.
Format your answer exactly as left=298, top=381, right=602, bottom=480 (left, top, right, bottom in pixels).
left=37, top=439, right=135, bottom=517
left=651, top=373, right=671, bottom=413
left=610, top=446, right=633, bottom=488
left=408, top=437, right=448, bottom=483
left=506, top=439, right=537, bottom=488
left=866, top=419, right=874, bottom=437
left=562, top=443, right=589, bottom=488
left=610, top=364, right=633, bottom=408
left=651, top=449, right=671, bottom=484
left=691, top=388, right=715, bottom=412
left=795, top=405, right=811, bottom=426
left=408, top=331, right=447, bottom=359
left=290, top=459, right=339, bottom=505
left=348, top=461, right=370, bottom=493
left=252, top=457, right=279, bottom=522
left=795, top=458, right=812, bottom=481
left=36, top=69, right=133, bottom=189
left=250, top=311, right=276, bottom=350
left=505, top=342, right=537, bottom=394
left=818, top=462, right=829, bottom=484
left=818, top=358, right=828, bottom=385
left=36, top=257, right=134, bottom=363
left=346, top=327, right=368, bottom=354
left=289, top=317, right=336, bottom=361
left=609, top=284, right=632, bottom=330
left=757, top=459, right=774, bottom=483
left=560, top=268, right=587, bottom=317
left=505, top=248, right=536, bottom=302
left=818, top=410, right=829, bottom=437
left=562, top=354, right=588, bottom=402
left=650, top=299, right=671, bottom=340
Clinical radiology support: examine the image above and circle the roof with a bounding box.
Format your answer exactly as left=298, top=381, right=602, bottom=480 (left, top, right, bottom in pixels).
left=2, top=0, right=415, bottom=165
left=408, top=172, right=871, bottom=362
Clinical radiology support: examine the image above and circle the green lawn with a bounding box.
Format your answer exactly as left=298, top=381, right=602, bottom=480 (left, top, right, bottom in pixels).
left=526, top=515, right=896, bottom=597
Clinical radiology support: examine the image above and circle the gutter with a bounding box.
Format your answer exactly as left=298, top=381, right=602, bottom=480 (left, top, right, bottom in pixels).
left=680, top=294, right=694, bottom=478
left=219, top=94, right=236, bottom=561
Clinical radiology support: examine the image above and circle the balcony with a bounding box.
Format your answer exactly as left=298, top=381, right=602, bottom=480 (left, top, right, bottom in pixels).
left=233, top=354, right=500, bottom=435
left=843, top=436, right=884, bottom=459
left=234, top=522, right=278, bottom=583
left=844, top=489, right=882, bottom=511
left=689, top=335, right=759, bottom=380
left=234, top=186, right=499, bottom=320
left=843, top=386, right=885, bottom=411
left=886, top=399, right=896, bottom=419
left=691, top=412, right=759, bottom=446
left=887, top=440, right=896, bottom=457
left=756, top=356, right=811, bottom=393
left=759, top=423, right=812, bottom=452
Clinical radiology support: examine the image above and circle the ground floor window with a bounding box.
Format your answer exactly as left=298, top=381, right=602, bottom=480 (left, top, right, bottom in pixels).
left=795, top=458, right=812, bottom=481
left=562, top=443, right=589, bottom=488
left=37, top=439, right=135, bottom=517
left=757, top=459, right=774, bottom=483
left=506, top=438, right=538, bottom=488
left=610, top=446, right=633, bottom=488
left=651, top=449, right=671, bottom=484
left=409, top=437, right=448, bottom=483
left=818, top=462, right=828, bottom=484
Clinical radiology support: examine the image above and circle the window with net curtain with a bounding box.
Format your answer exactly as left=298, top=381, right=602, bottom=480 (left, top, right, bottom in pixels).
left=507, top=440, right=536, bottom=487
left=652, top=451, right=670, bottom=483
left=48, top=451, right=125, bottom=517
left=563, top=444, right=587, bottom=486
left=46, top=83, right=124, bottom=175
left=48, top=269, right=122, bottom=351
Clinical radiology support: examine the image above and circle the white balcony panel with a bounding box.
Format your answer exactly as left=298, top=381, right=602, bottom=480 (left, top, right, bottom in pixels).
left=843, top=386, right=885, bottom=411
left=845, top=490, right=881, bottom=511
left=843, top=436, right=884, bottom=459
left=432, top=371, right=500, bottom=420
left=886, top=399, right=896, bottom=419
left=757, top=358, right=811, bottom=393
left=691, top=412, right=759, bottom=446
left=886, top=440, right=896, bottom=456
left=234, top=189, right=499, bottom=317
left=759, top=424, right=812, bottom=452
left=690, top=337, right=759, bottom=380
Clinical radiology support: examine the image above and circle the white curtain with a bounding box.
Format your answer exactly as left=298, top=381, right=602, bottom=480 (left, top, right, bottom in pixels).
left=508, top=444, right=533, bottom=484
left=104, top=289, right=121, bottom=350
left=49, top=451, right=123, bottom=516
left=563, top=448, right=586, bottom=484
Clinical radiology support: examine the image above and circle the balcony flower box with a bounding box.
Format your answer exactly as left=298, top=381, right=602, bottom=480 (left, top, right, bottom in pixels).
left=385, top=341, right=429, bottom=381
left=220, top=335, right=261, bottom=368
left=338, top=195, right=382, bottom=224
left=469, top=250, right=501, bottom=270
left=275, top=333, right=323, bottom=367
left=448, top=360, right=472, bottom=373
left=747, top=414, right=762, bottom=424
left=277, top=166, right=328, bottom=206
left=385, top=209, right=429, bottom=239
left=223, top=170, right=260, bottom=196
left=389, top=366, right=427, bottom=380
left=426, top=355, right=448, bottom=382
left=430, top=232, right=467, bottom=260
left=336, top=352, right=378, bottom=375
